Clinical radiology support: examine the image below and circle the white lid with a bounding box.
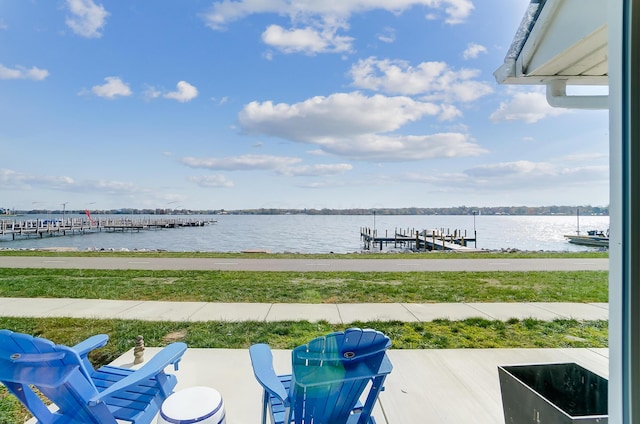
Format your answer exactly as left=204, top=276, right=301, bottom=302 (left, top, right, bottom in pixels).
left=160, top=386, right=223, bottom=421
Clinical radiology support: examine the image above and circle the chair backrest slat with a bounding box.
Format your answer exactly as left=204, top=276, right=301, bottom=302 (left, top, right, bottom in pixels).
left=289, top=328, right=391, bottom=423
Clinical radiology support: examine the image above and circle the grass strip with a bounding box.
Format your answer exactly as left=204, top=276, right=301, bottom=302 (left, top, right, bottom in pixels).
left=0, top=269, right=608, bottom=303
left=0, top=316, right=608, bottom=363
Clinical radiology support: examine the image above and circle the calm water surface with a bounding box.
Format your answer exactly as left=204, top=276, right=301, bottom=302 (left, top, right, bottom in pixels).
left=1, top=214, right=609, bottom=253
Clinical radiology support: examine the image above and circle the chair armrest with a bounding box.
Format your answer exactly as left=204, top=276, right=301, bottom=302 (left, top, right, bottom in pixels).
left=88, top=342, right=187, bottom=405
left=71, top=334, right=109, bottom=357
left=379, top=353, right=393, bottom=375
left=249, top=344, right=288, bottom=404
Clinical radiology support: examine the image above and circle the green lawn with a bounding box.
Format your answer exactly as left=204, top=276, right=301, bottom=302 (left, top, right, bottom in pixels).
left=0, top=316, right=608, bottom=358
left=0, top=268, right=607, bottom=303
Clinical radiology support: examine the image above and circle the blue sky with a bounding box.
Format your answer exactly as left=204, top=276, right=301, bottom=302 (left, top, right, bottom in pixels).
left=0, top=0, right=609, bottom=211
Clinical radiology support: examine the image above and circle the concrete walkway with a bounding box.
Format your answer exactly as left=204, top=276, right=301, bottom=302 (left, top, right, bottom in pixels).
left=0, top=256, right=609, bottom=272
left=0, top=297, right=609, bottom=322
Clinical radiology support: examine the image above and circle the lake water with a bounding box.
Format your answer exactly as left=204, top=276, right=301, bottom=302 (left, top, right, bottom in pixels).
left=0, top=214, right=610, bottom=253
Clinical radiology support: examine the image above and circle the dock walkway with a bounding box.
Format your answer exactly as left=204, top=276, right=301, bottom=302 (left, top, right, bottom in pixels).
left=0, top=217, right=214, bottom=240
left=361, top=226, right=479, bottom=251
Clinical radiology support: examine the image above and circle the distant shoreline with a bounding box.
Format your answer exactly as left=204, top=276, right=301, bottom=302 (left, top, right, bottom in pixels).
left=5, top=205, right=609, bottom=217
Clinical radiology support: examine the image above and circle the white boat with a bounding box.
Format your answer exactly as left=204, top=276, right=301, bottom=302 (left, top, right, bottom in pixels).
left=564, top=208, right=609, bottom=248
left=564, top=229, right=609, bottom=247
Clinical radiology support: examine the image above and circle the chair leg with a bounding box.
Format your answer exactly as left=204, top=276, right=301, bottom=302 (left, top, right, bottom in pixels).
left=262, top=390, right=269, bottom=424
left=358, top=375, right=387, bottom=424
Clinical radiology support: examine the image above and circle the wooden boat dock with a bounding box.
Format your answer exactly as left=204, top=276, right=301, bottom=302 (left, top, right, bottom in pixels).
left=361, top=227, right=478, bottom=251
left=0, top=217, right=215, bottom=241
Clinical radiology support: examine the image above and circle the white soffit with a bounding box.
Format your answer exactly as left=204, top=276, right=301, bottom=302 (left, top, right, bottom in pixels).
left=495, top=0, right=608, bottom=86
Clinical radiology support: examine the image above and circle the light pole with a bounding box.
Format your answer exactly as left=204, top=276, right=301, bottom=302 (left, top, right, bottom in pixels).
left=472, top=211, right=477, bottom=248
left=166, top=201, right=178, bottom=215
left=373, top=210, right=376, bottom=234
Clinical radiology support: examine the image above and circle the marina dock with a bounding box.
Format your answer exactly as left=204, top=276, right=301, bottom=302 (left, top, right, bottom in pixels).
left=361, top=227, right=477, bottom=251
left=0, top=217, right=214, bottom=241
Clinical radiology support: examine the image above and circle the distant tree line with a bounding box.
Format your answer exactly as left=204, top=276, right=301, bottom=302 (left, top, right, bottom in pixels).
left=18, top=205, right=608, bottom=216
left=219, top=205, right=608, bottom=216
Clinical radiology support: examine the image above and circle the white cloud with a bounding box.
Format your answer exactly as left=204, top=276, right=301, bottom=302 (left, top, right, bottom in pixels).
left=317, top=133, right=487, bottom=162
left=462, top=42, right=487, bottom=60
left=0, top=169, right=75, bottom=190
left=181, top=155, right=352, bottom=178
left=0, top=19, right=7, bottom=30
left=490, top=90, right=571, bottom=123
left=143, top=85, right=162, bottom=100
left=203, top=0, right=474, bottom=30
left=440, top=0, right=474, bottom=24
left=439, top=104, right=463, bottom=121
left=467, top=160, right=556, bottom=178
left=0, top=64, right=49, bottom=81
left=238, top=92, right=486, bottom=162
left=349, top=57, right=493, bottom=102
left=464, top=161, right=608, bottom=188
left=377, top=27, right=396, bottom=43
left=562, top=152, right=608, bottom=162
left=261, top=24, right=353, bottom=54
left=202, top=0, right=473, bottom=56
left=298, top=180, right=349, bottom=189
left=239, top=92, right=441, bottom=141
left=0, top=168, right=149, bottom=195
left=164, top=81, right=199, bottom=102
left=276, top=163, right=353, bottom=176
left=189, top=175, right=235, bottom=188
left=85, top=77, right=132, bottom=99
left=181, top=155, right=301, bottom=170
left=145, top=82, right=199, bottom=102
left=92, top=179, right=147, bottom=194
left=402, top=160, right=608, bottom=191
left=65, top=0, right=109, bottom=38
left=213, top=96, right=229, bottom=105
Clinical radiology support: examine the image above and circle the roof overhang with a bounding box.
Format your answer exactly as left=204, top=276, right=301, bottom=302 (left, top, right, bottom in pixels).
left=494, top=0, right=608, bottom=109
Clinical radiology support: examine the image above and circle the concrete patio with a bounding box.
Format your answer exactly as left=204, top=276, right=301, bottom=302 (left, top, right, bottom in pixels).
left=110, top=346, right=609, bottom=423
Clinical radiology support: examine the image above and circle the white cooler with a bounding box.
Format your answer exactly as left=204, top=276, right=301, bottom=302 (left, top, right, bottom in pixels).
left=157, top=386, right=226, bottom=424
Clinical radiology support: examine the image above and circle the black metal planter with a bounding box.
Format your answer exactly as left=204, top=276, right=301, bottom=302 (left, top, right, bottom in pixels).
left=498, top=363, right=608, bottom=423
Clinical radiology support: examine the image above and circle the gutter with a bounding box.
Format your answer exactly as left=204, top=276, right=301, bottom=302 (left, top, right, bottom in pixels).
left=546, top=79, right=609, bottom=110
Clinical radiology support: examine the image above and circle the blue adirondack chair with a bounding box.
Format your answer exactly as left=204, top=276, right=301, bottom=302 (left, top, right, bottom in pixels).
left=0, top=329, right=187, bottom=424
left=249, top=328, right=393, bottom=424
